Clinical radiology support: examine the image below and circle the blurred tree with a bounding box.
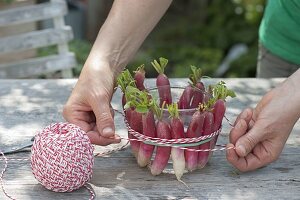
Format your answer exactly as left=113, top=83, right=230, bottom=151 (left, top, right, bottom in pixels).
left=127, top=0, right=265, bottom=78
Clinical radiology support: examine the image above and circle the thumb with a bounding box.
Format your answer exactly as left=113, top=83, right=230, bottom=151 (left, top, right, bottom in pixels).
left=90, top=97, right=115, bottom=138
left=235, top=124, right=264, bottom=157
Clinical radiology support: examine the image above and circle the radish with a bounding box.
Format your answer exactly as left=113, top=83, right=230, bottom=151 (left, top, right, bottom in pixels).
left=212, top=99, right=226, bottom=132
left=168, top=103, right=186, bottom=181
left=209, top=81, right=236, bottom=157
left=151, top=57, right=172, bottom=106
left=178, top=66, right=204, bottom=109
left=134, top=64, right=146, bottom=91
left=191, top=82, right=205, bottom=108
left=124, top=86, right=156, bottom=167
left=185, top=110, right=205, bottom=171
left=150, top=102, right=171, bottom=175
left=178, top=85, right=193, bottom=109
left=207, top=99, right=225, bottom=158
left=209, top=81, right=236, bottom=132
left=128, top=109, right=143, bottom=158
left=198, top=111, right=214, bottom=169
left=138, top=110, right=156, bottom=167
left=117, top=71, right=141, bottom=158
left=124, top=86, right=150, bottom=160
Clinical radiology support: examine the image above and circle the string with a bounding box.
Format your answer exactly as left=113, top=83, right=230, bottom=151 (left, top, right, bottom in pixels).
left=0, top=152, right=15, bottom=200
left=114, top=108, right=236, bottom=151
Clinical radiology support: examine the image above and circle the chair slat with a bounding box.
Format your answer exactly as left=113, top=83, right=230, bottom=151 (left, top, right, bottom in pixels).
left=0, top=53, right=76, bottom=78
left=0, top=27, right=73, bottom=55
left=0, top=1, right=67, bottom=27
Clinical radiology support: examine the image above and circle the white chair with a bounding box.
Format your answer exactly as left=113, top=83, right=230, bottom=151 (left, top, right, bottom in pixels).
left=0, top=0, right=76, bottom=78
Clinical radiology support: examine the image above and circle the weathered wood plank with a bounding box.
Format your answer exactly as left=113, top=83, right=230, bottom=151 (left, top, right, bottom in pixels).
left=0, top=1, right=67, bottom=27
left=0, top=27, right=73, bottom=55
left=1, top=147, right=300, bottom=200
left=0, top=53, right=76, bottom=78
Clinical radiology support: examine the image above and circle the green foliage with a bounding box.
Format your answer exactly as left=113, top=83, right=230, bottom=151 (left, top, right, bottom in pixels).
left=69, top=40, right=92, bottom=76
left=0, top=0, right=15, bottom=3
left=128, top=0, right=265, bottom=78
left=226, top=42, right=258, bottom=77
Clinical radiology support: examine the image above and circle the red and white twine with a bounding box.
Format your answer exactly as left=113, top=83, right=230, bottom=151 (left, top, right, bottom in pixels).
left=31, top=123, right=94, bottom=193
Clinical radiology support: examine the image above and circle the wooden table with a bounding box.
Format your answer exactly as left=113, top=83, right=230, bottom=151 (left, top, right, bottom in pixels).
left=0, top=78, right=299, bottom=200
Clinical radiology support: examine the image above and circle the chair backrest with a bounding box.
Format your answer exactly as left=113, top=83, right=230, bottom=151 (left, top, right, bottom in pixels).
left=0, top=0, right=76, bottom=78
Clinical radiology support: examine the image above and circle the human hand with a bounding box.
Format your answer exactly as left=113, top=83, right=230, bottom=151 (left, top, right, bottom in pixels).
left=63, top=61, right=121, bottom=145
left=226, top=78, right=300, bottom=172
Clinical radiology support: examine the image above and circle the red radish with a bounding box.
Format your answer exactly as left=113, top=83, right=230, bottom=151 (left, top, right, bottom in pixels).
left=123, top=86, right=155, bottom=165
left=138, top=110, right=156, bottom=167
left=198, top=111, right=214, bottom=169
left=185, top=111, right=205, bottom=172
left=117, top=71, right=141, bottom=158
left=150, top=120, right=171, bottom=175
left=151, top=57, right=172, bottom=106
left=178, top=85, right=193, bottom=109
left=128, top=109, right=143, bottom=158
left=134, top=64, right=146, bottom=91
left=124, top=87, right=157, bottom=167
left=178, top=66, right=204, bottom=109
left=191, top=82, right=205, bottom=108
left=150, top=102, right=172, bottom=175
left=209, top=81, right=236, bottom=157
left=168, top=103, right=186, bottom=181
left=212, top=99, right=226, bottom=132
left=207, top=99, right=226, bottom=158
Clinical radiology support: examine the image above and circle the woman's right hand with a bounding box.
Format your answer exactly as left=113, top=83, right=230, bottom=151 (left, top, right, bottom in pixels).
left=227, top=70, right=300, bottom=171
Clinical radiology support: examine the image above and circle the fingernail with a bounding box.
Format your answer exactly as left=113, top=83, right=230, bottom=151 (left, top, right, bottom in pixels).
left=102, top=127, right=114, bottom=137
left=237, top=144, right=246, bottom=156
left=241, top=110, right=248, bottom=119
left=236, top=121, right=242, bottom=129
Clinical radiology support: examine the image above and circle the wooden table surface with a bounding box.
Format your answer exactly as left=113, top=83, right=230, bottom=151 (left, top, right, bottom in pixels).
left=0, top=78, right=299, bottom=200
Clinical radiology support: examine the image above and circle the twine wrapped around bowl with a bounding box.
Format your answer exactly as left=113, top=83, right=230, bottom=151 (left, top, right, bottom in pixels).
left=31, top=122, right=94, bottom=192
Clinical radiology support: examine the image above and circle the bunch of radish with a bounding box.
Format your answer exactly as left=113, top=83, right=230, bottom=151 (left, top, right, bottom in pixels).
left=117, top=58, right=235, bottom=181
left=117, top=68, right=146, bottom=158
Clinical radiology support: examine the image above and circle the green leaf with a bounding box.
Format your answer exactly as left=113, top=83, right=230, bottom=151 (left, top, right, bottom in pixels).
left=136, top=105, right=149, bottom=113
left=210, top=81, right=236, bottom=101
left=189, top=65, right=202, bottom=85
left=159, top=57, right=168, bottom=69
left=124, top=102, right=131, bottom=110
left=117, top=69, right=136, bottom=92
left=151, top=57, right=169, bottom=74
left=167, top=103, right=179, bottom=119
left=227, top=89, right=236, bottom=98
left=134, top=64, right=145, bottom=74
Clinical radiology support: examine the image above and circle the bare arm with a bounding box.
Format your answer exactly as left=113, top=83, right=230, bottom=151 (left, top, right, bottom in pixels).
left=63, top=0, right=172, bottom=145
left=87, top=0, right=173, bottom=75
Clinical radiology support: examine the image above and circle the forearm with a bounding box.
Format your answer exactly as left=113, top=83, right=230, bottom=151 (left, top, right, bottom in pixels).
left=277, top=68, right=300, bottom=120
left=86, top=0, right=172, bottom=75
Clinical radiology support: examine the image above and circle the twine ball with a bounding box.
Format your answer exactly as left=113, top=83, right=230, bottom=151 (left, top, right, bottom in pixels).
left=31, top=122, right=94, bottom=192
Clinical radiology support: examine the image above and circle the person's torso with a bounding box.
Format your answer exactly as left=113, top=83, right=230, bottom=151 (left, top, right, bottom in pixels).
left=259, top=0, right=300, bottom=65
